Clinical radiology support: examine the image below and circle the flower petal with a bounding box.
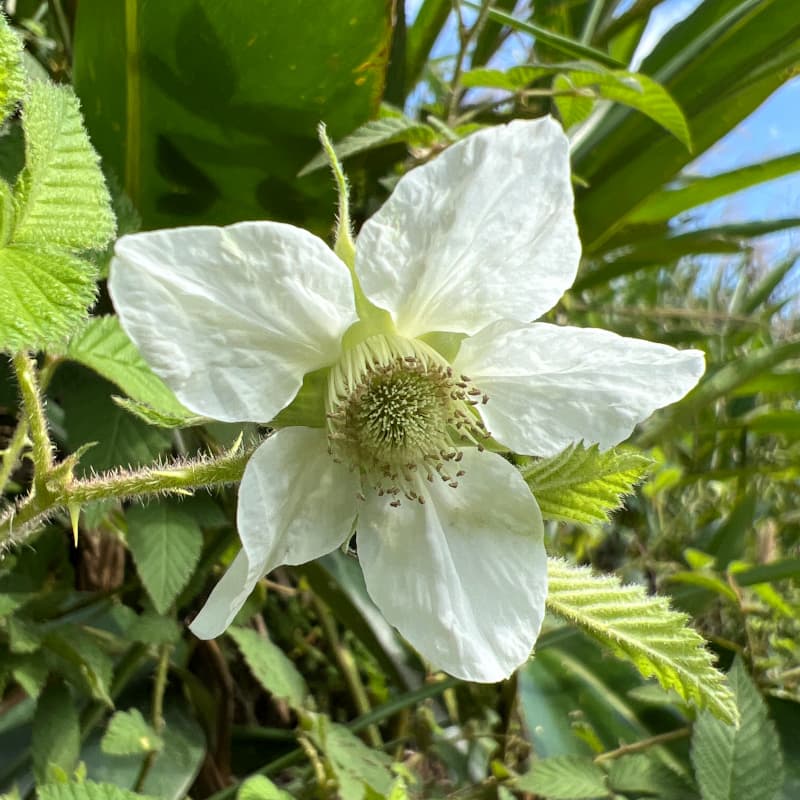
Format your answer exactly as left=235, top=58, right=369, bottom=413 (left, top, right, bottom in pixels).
left=190, top=427, right=359, bottom=639
left=455, top=320, right=705, bottom=456
left=109, top=222, right=357, bottom=422
left=357, top=449, right=547, bottom=682
left=355, top=117, right=579, bottom=337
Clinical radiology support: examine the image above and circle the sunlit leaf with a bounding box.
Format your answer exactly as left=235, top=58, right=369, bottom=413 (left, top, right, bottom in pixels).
left=101, top=709, right=164, bottom=756
left=516, top=755, right=609, bottom=799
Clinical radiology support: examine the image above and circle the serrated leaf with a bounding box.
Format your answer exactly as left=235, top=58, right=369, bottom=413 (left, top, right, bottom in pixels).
left=0, top=16, right=25, bottom=123
left=13, top=82, right=115, bottom=250
left=546, top=559, right=738, bottom=724
left=126, top=504, right=203, bottom=615
left=101, top=708, right=163, bottom=755
left=691, top=658, right=783, bottom=800
left=516, top=755, right=609, bottom=799
left=32, top=681, right=80, bottom=785
left=66, top=315, right=193, bottom=421
left=127, top=612, right=181, bottom=645
left=38, top=781, right=160, bottom=800
left=554, top=73, right=596, bottom=129
left=309, top=714, right=394, bottom=800
left=300, top=115, right=437, bottom=175
left=608, top=754, right=699, bottom=800
left=44, top=626, right=114, bottom=706
left=462, top=61, right=606, bottom=90
left=0, top=244, right=98, bottom=352
left=228, top=626, right=308, bottom=711
left=562, top=69, right=691, bottom=149
left=522, top=443, right=651, bottom=524
left=237, top=775, right=294, bottom=800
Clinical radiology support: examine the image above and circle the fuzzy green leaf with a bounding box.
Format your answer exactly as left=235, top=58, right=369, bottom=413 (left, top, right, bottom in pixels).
left=300, top=115, right=437, bottom=175
left=461, top=61, right=603, bottom=90
left=522, top=443, right=651, bottom=524
left=126, top=505, right=203, bottom=615
left=516, top=755, right=610, bottom=799
left=607, top=754, right=699, bottom=800
left=13, top=82, right=115, bottom=250
left=39, top=782, right=160, bottom=800
left=101, top=708, right=164, bottom=756
left=546, top=559, right=738, bottom=724
left=309, top=713, right=394, bottom=800
left=691, top=658, right=783, bottom=800
left=228, top=626, right=308, bottom=711
left=32, top=681, right=80, bottom=785
left=0, top=244, right=97, bottom=352
left=66, top=315, right=193, bottom=422
left=111, top=396, right=207, bottom=429
left=0, top=16, right=25, bottom=123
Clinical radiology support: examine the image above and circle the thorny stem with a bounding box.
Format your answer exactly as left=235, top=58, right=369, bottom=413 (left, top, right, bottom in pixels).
left=0, top=441, right=256, bottom=551
left=11, top=353, right=55, bottom=498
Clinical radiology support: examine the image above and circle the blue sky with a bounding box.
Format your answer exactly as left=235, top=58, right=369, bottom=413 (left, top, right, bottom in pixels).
left=406, top=0, right=800, bottom=299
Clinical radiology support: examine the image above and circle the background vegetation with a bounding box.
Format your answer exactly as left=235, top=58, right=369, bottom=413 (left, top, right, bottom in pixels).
left=0, top=1, right=798, bottom=799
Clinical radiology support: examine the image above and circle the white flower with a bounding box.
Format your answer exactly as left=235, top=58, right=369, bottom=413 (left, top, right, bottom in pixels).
left=109, top=118, right=704, bottom=683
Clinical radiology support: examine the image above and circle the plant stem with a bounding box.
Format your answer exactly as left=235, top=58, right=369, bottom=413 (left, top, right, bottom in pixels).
left=134, top=642, right=173, bottom=792
left=11, top=353, right=54, bottom=498
left=0, top=419, right=29, bottom=494
left=0, top=442, right=255, bottom=550
left=593, top=727, right=690, bottom=763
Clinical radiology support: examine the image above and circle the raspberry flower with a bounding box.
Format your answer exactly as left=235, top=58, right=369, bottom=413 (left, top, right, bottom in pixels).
left=109, top=118, right=704, bottom=682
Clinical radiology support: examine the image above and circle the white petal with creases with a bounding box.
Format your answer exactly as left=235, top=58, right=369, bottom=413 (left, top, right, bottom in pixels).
left=110, top=222, right=357, bottom=422
left=455, top=320, right=706, bottom=456
left=355, top=118, right=579, bottom=337
left=357, top=449, right=547, bottom=682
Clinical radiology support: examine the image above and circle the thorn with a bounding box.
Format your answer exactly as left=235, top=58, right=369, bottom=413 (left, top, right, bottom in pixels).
left=68, top=503, right=80, bottom=546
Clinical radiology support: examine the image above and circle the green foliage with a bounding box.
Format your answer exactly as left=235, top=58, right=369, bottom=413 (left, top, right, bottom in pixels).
left=101, top=709, right=164, bottom=756
left=31, top=681, right=80, bottom=784
left=516, top=755, right=609, bottom=799
left=65, top=316, right=192, bottom=422
left=38, top=782, right=159, bottom=800
left=546, top=559, right=738, bottom=724
left=228, top=626, right=308, bottom=711
left=236, top=776, right=293, bottom=800
left=691, top=659, right=784, bottom=800
left=0, top=15, right=25, bottom=123
left=126, top=505, right=203, bottom=615
left=522, top=443, right=651, bottom=524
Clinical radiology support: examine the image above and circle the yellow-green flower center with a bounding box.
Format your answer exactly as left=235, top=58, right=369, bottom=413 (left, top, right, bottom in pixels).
left=326, top=334, right=489, bottom=504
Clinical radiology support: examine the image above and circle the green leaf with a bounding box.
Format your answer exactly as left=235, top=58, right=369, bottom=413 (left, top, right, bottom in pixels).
left=516, top=755, right=609, bottom=799
left=460, top=61, right=604, bottom=90
left=300, top=115, right=437, bottom=175
left=101, top=709, right=164, bottom=756
left=38, top=781, right=160, bottom=800
left=546, top=559, right=738, bottom=724
left=554, top=73, right=596, bottom=130
left=13, top=82, right=115, bottom=250
left=691, top=658, right=783, bottom=800
left=479, top=5, right=624, bottom=68
left=309, top=713, right=394, bottom=800
left=1, top=26, right=24, bottom=101
left=111, top=397, right=207, bottom=429
left=607, top=754, right=699, bottom=800
left=73, top=1, right=392, bottom=231
left=44, top=626, right=114, bottom=706
left=0, top=16, right=24, bottom=124
left=228, top=626, right=308, bottom=711
left=32, top=681, right=80, bottom=785
left=237, top=775, right=294, bottom=800
left=522, top=443, right=651, bottom=525
left=66, top=316, right=193, bottom=421
left=0, top=244, right=98, bottom=352
left=562, top=69, right=691, bottom=149
left=628, top=150, right=800, bottom=225
left=126, top=504, right=203, bottom=615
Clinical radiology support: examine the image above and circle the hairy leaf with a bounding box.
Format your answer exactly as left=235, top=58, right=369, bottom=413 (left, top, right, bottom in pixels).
left=126, top=504, right=203, bottom=615
left=229, top=626, right=308, bottom=711
left=13, top=82, right=114, bottom=249
left=691, top=658, right=783, bottom=800
left=522, top=443, right=651, bottom=524
left=546, top=559, right=737, bottom=724
left=516, top=755, right=609, bottom=799
left=237, top=775, right=294, bottom=800
left=0, top=16, right=25, bottom=123
left=66, top=315, right=191, bottom=421
left=101, top=708, right=163, bottom=755
left=0, top=244, right=97, bottom=352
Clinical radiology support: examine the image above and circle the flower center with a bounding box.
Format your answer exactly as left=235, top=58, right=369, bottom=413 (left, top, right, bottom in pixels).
left=326, top=334, right=489, bottom=505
